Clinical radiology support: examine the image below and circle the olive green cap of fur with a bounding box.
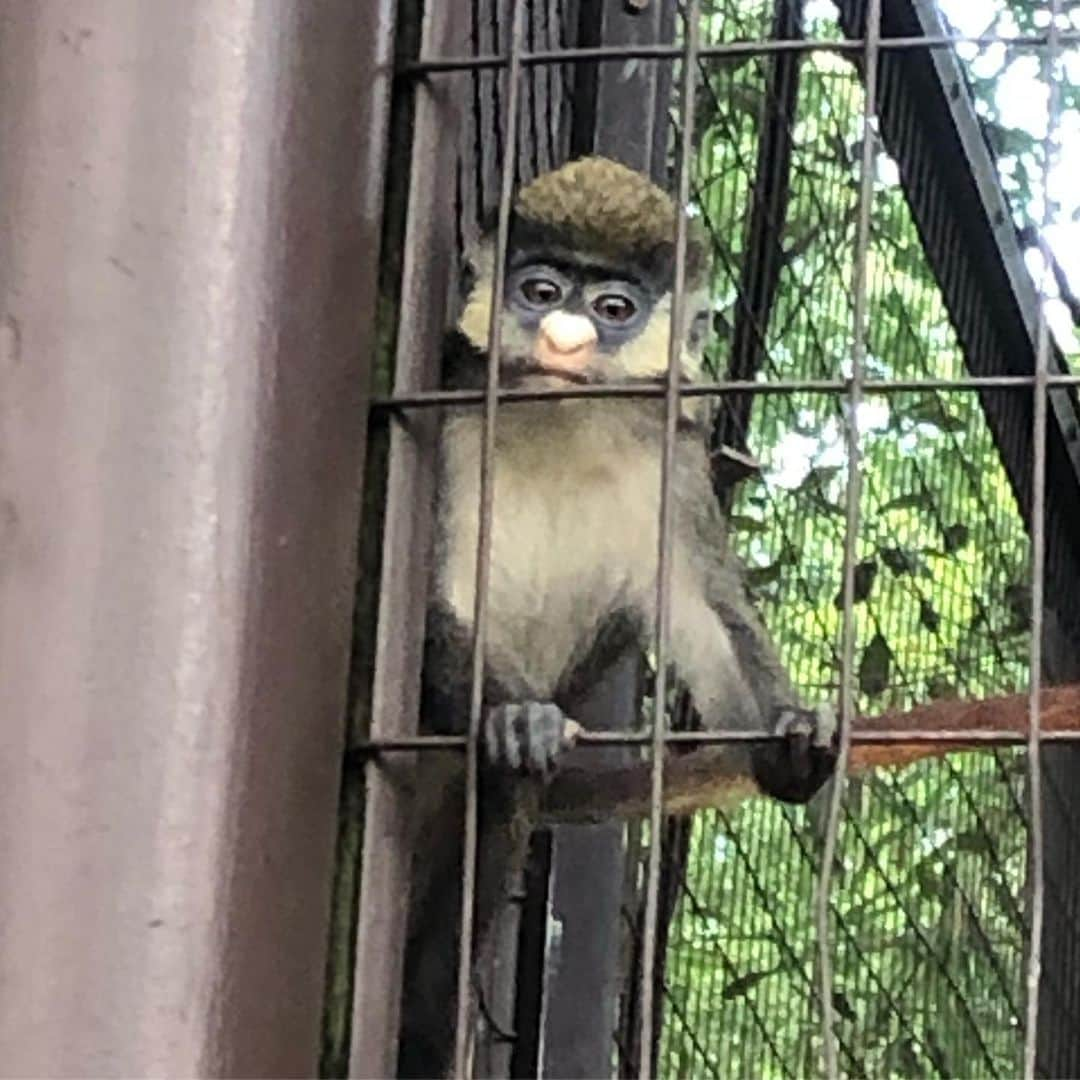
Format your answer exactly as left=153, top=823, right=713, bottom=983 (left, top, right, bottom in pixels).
left=513, top=157, right=710, bottom=289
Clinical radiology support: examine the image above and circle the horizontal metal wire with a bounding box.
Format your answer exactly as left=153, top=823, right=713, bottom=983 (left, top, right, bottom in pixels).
left=398, top=31, right=1080, bottom=77
left=370, top=372, right=1080, bottom=412
left=352, top=728, right=1080, bottom=754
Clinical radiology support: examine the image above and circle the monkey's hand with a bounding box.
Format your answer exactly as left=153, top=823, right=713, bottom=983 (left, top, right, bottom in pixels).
left=484, top=702, right=582, bottom=777
left=750, top=705, right=839, bottom=805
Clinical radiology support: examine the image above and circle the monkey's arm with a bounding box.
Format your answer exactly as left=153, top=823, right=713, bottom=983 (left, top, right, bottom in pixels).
left=664, top=508, right=838, bottom=804
left=540, top=682, right=1080, bottom=823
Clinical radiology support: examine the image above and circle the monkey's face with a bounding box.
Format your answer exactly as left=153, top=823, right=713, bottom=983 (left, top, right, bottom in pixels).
left=504, top=254, right=659, bottom=385
left=459, top=245, right=706, bottom=389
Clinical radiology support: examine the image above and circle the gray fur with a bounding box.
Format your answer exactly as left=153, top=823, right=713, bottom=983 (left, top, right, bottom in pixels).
left=397, top=165, right=835, bottom=1079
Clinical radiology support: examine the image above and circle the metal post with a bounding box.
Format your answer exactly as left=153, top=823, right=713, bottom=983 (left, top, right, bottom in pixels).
left=535, top=6, right=675, bottom=1073
left=1038, top=607, right=1080, bottom=1076
left=0, top=1, right=391, bottom=1074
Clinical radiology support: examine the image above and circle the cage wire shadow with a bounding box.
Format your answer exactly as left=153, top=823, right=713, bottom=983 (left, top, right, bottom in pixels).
left=333, top=0, right=1080, bottom=1077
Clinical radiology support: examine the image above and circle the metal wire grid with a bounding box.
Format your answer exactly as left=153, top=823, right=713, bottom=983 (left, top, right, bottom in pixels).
left=353, top=0, right=1076, bottom=1076
left=398, top=32, right=1080, bottom=76
left=651, top=9, right=1040, bottom=1070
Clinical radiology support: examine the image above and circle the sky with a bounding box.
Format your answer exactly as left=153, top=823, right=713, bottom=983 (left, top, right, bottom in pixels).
left=765, top=0, right=1080, bottom=487
left=801, top=0, right=1080, bottom=349
left=933, top=0, right=1080, bottom=350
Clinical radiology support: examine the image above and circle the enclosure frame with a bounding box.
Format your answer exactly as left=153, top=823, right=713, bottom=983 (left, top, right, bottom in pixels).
left=0, top=1, right=394, bottom=1074
left=347, top=0, right=1080, bottom=1077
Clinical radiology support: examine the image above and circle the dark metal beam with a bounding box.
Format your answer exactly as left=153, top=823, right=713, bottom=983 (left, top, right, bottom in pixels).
left=837, top=0, right=1080, bottom=634
left=1039, top=610, right=1080, bottom=1076
left=533, top=5, right=676, bottom=1074
left=0, top=1, right=390, bottom=1073
left=538, top=656, right=642, bottom=1080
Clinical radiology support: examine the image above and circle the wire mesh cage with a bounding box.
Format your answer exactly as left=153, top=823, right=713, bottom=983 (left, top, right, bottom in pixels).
left=329, top=0, right=1080, bottom=1077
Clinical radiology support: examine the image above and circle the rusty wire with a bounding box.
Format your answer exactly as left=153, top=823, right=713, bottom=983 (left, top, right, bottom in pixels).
left=370, top=372, right=1080, bottom=412
left=454, top=2, right=527, bottom=1074
left=637, top=4, right=701, bottom=1075
left=815, top=2, right=881, bottom=1075
left=1024, top=2, right=1064, bottom=1075
left=395, top=30, right=1080, bottom=76
left=352, top=728, right=1080, bottom=755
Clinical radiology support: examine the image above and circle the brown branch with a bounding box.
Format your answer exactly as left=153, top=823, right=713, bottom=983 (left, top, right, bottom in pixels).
left=541, top=683, right=1080, bottom=823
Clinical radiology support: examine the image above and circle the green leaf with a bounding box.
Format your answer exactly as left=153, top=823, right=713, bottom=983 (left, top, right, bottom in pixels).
left=721, top=969, right=773, bottom=1000
left=746, top=562, right=784, bottom=588
left=834, top=558, right=877, bottom=607
left=927, top=674, right=956, bottom=700
left=941, top=523, right=970, bottom=554
left=880, top=491, right=933, bottom=514
left=879, top=546, right=921, bottom=575
left=729, top=513, right=768, bottom=534
left=858, top=633, right=892, bottom=697
left=919, top=599, right=942, bottom=632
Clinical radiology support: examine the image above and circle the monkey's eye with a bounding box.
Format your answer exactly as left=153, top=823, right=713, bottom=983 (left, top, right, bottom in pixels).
left=592, top=293, right=637, bottom=324
left=519, top=276, right=564, bottom=307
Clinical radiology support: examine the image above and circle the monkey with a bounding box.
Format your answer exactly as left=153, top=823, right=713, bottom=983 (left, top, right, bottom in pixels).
left=395, top=157, right=839, bottom=1078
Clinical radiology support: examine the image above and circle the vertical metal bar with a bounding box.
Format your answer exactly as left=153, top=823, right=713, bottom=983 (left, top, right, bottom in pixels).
left=541, top=653, right=642, bottom=1079
left=539, top=4, right=674, bottom=1067
left=454, top=3, right=527, bottom=1075
left=348, top=1, right=467, bottom=1074
left=0, top=1, right=384, bottom=1075
left=570, top=0, right=674, bottom=179
left=815, top=0, right=881, bottom=1076
left=1024, top=2, right=1062, bottom=1074
left=637, top=4, right=701, bottom=1076
left=1035, top=618, right=1080, bottom=1076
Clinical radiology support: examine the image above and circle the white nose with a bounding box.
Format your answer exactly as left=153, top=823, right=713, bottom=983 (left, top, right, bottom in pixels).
left=538, top=311, right=597, bottom=354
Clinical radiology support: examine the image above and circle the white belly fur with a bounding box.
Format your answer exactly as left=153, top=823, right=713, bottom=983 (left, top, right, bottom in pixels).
left=437, top=401, right=664, bottom=695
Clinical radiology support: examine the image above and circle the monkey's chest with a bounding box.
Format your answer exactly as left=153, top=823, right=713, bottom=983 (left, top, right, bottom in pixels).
left=438, top=421, right=663, bottom=694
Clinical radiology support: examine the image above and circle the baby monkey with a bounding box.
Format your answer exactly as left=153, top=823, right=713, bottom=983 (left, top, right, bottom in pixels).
left=398, top=157, right=837, bottom=1077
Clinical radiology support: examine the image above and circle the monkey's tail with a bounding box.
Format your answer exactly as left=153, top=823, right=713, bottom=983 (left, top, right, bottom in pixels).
left=541, top=683, right=1080, bottom=821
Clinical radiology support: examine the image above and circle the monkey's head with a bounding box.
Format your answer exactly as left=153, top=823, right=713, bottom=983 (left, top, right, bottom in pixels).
left=457, top=157, right=711, bottom=390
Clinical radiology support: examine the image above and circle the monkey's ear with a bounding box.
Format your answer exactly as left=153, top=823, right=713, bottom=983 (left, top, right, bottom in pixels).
left=687, top=308, right=711, bottom=352
left=642, top=234, right=710, bottom=296
left=459, top=235, right=496, bottom=305
left=642, top=240, right=677, bottom=289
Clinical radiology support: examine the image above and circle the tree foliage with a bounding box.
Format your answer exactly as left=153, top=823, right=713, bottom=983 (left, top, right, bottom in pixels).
left=656, top=2, right=1065, bottom=1076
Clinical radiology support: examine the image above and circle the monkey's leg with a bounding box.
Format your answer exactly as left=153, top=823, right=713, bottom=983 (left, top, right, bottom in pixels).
left=397, top=765, right=539, bottom=1079
left=399, top=709, right=578, bottom=1076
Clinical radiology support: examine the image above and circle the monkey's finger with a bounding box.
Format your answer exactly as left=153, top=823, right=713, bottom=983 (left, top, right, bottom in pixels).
left=812, top=704, right=839, bottom=749
left=503, top=705, right=525, bottom=770
left=522, top=702, right=548, bottom=775
left=525, top=702, right=565, bottom=775
left=484, top=704, right=524, bottom=770
left=561, top=718, right=583, bottom=749
left=484, top=708, right=501, bottom=765
left=773, top=707, right=813, bottom=740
